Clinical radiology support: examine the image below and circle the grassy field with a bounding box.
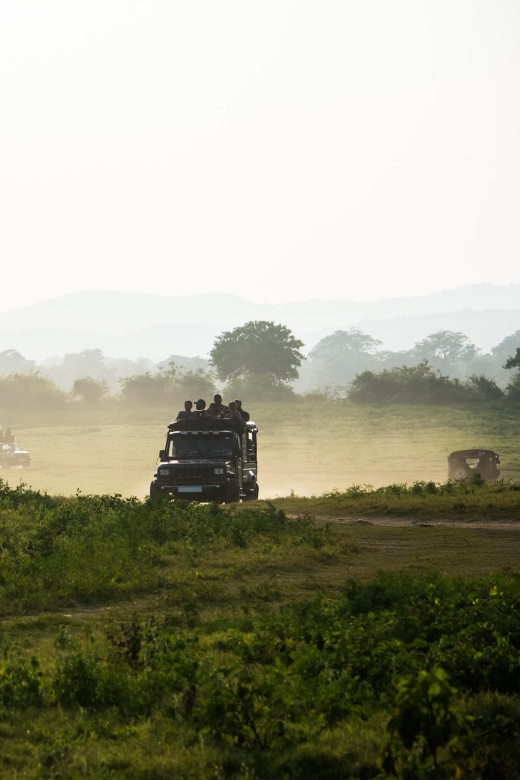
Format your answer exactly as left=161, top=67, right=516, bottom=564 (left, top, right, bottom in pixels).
left=1, top=399, right=520, bottom=499
left=0, top=401, right=519, bottom=775
left=0, top=480, right=520, bottom=777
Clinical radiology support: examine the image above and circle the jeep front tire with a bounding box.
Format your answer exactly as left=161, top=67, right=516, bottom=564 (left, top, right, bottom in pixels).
left=224, top=480, right=240, bottom=504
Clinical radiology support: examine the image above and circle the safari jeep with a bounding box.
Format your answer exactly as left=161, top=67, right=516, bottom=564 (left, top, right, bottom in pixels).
left=448, top=449, right=500, bottom=482
left=149, top=417, right=259, bottom=503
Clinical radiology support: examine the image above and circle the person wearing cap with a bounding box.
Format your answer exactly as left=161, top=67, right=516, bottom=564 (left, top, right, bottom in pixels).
left=193, top=399, right=206, bottom=418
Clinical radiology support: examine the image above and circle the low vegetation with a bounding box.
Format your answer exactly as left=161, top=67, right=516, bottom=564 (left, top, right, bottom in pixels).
left=265, top=476, right=520, bottom=520
left=3, top=360, right=520, bottom=410
left=348, top=363, right=509, bottom=405
left=0, top=480, right=326, bottom=614
left=0, top=480, right=520, bottom=776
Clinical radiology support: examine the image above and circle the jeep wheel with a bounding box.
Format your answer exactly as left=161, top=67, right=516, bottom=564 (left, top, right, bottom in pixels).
left=450, top=465, right=470, bottom=481
left=245, top=483, right=259, bottom=501
left=224, top=480, right=240, bottom=504
left=1, top=461, right=10, bottom=470
left=149, top=482, right=162, bottom=500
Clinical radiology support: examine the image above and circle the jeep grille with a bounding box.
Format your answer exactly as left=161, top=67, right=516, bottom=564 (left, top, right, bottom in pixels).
left=173, top=466, right=213, bottom=484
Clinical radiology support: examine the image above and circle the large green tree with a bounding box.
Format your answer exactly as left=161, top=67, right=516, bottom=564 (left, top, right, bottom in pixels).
left=309, top=328, right=382, bottom=362
left=0, top=349, right=37, bottom=376
left=411, top=330, right=478, bottom=369
left=306, top=328, right=382, bottom=387
left=210, top=321, right=305, bottom=386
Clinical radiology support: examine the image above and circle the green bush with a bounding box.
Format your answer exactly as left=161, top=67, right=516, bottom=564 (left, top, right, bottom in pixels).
left=72, top=376, right=109, bottom=403
left=3, top=572, right=520, bottom=776
left=0, top=372, right=67, bottom=409
left=0, top=655, right=43, bottom=708
left=0, top=480, right=321, bottom=613
left=119, top=371, right=176, bottom=404
left=347, top=362, right=503, bottom=405
left=506, top=372, right=520, bottom=402
left=466, top=373, right=505, bottom=400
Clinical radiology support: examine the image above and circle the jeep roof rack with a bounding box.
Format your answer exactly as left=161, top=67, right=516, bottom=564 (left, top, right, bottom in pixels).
left=168, top=417, right=246, bottom=434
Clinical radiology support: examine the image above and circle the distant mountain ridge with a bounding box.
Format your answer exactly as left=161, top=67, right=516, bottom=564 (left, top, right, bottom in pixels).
left=1, top=284, right=520, bottom=333
left=0, top=285, right=519, bottom=360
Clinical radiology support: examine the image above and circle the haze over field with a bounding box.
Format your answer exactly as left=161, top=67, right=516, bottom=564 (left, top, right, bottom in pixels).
left=1, top=2, right=519, bottom=313
left=1, top=2, right=519, bottom=498
left=3, top=402, right=520, bottom=500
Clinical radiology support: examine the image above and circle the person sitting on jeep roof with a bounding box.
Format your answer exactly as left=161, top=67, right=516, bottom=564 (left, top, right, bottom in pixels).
left=176, top=400, right=195, bottom=420
left=223, top=401, right=242, bottom=423
left=193, top=399, right=206, bottom=417
left=205, top=402, right=221, bottom=418
left=234, top=399, right=250, bottom=422
left=213, top=394, right=228, bottom=415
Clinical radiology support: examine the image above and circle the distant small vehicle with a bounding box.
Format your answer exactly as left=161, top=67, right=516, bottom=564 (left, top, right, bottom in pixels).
left=0, top=443, right=31, bottom=469
left=448, top=449, right=500, bottom=482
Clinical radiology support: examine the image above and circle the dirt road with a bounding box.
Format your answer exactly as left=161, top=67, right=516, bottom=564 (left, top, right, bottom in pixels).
left=306, top=514, right=520, bottom=529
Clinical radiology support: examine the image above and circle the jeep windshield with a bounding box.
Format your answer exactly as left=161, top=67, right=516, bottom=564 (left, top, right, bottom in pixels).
left=167, top=434, right=233, bottom=460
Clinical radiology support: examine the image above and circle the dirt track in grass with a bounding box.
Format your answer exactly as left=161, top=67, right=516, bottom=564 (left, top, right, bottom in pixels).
left=307, top=514, right=520, bottom=529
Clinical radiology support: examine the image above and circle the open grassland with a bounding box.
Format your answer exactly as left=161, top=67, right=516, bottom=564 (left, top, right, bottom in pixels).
left=1, top=481, right=520, bottom=777
left=1, top=399, right=520, bottom=499
left=0, top=401, right=519, bottom=776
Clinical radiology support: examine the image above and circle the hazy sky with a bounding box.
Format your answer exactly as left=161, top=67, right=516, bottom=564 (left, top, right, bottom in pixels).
left=1, top=1, right=519, bottom=310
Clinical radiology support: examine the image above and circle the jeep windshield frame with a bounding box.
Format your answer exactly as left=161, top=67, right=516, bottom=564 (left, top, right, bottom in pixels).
left=166, top=431, right=235, bottom=461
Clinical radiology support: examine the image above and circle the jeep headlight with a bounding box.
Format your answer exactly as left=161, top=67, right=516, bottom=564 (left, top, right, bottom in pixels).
left=158, top=468, right=170, bottom=476
left=214, top=468, right=225, bottom=475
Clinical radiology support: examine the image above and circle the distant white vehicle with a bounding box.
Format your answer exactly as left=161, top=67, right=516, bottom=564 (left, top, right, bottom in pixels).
left=0, top=443, right=31, bottom=469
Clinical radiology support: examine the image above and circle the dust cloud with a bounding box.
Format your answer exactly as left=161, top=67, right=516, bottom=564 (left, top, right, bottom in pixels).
left=1, top=406, right=513, bottom=500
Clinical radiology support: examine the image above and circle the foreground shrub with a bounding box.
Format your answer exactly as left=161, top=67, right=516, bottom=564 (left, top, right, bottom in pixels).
left=0, top=480, right=322, bottom=613
left=0, top=655, right=43, bottom=708
left=3, top=572, right=520, bottom=776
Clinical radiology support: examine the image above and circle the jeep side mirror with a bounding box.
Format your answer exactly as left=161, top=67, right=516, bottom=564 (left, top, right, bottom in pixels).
left=159, top=449, right=166, bottom=461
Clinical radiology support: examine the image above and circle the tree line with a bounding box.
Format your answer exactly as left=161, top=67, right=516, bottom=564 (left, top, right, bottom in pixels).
left=0, top=321, right=519, bottom=409
left=299, top=327, right=520, bottom=390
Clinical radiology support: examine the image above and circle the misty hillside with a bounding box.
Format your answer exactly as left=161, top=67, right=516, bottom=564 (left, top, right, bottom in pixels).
left=0, top=285, right=519, bottom=360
